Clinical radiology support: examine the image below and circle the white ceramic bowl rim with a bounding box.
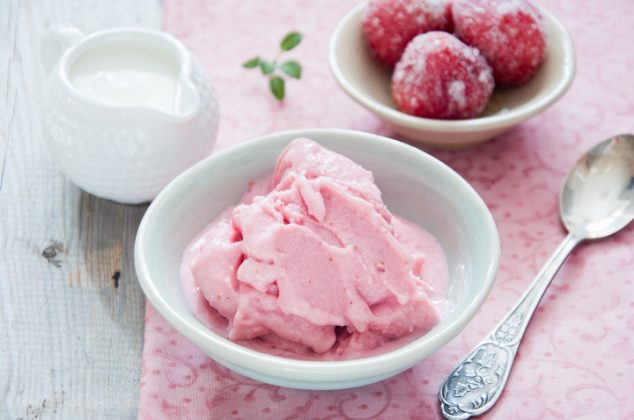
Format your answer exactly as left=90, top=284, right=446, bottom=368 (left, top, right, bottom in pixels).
left=135, top=128, right=500, bottom=382
left=328, top=2, right=576, bottom=133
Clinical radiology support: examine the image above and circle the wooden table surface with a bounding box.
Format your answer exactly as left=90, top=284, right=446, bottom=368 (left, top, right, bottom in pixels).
left=1, top=1, right=162, bottom=418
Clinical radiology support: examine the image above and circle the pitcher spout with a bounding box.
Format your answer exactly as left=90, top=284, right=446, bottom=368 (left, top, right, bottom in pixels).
left=171, top=75, right=200, bottom=118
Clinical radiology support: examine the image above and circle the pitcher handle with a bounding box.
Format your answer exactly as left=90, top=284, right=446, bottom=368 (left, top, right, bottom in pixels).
left=39, top=25, right=85, bottom=76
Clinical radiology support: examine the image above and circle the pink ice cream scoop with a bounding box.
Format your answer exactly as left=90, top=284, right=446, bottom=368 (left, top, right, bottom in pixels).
left=181, top=138, right=447, bottom=359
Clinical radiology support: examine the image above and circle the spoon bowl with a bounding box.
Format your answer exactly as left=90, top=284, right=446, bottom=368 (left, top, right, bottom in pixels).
left=561, top=134, right=634, bottom=239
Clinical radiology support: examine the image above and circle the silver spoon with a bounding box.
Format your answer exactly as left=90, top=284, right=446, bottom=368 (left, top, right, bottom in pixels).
left=439, top=134, right=634, bottom=419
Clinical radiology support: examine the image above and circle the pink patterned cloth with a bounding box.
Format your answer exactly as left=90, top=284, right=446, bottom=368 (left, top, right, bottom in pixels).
left=139, top=0, right=634, bottom=418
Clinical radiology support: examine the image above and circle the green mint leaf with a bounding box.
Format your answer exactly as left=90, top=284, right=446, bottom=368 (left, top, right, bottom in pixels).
left=280, top=32, right=302, bottom=51
left=242, top=57, right=260, bottom=68
left=269, top=76, right=285, bottom=100
left=258, top=60, right=276, bottom=75
left=279, top=61, right=301, bottom=79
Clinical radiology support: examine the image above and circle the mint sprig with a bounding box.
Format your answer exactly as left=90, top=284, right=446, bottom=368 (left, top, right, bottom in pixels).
left=242, top=32, right=303, bottom=101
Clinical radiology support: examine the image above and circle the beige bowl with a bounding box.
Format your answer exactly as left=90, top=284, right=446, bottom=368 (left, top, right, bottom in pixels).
left=328, top=2, right=576, bottom=148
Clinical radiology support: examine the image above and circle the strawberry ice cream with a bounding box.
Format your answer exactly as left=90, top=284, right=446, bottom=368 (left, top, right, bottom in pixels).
left=181, top=139, right=448, bottom=360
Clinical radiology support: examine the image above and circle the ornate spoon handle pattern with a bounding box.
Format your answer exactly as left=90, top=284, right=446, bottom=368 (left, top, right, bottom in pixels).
left=440, top=234, right=581, bottom=419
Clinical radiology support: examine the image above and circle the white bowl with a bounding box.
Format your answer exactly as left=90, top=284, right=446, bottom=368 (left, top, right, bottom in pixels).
left=135, top=128, right=500, bottom=389
left=329, top=2, right=576, bottom=148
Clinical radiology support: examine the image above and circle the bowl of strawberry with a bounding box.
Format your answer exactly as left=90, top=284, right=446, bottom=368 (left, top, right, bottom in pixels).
left=329, top=0, right=575, bottom=148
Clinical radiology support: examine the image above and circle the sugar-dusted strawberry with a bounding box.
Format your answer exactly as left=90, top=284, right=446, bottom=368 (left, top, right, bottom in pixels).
left=362, top=0, right=452, bottom=66
left=392, top=32, right=494, bottom=119
left=453, top=0, right=547, bottom=85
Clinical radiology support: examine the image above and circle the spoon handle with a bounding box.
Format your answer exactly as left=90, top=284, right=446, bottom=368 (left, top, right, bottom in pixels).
left=439, top=233, right=581, bottom=419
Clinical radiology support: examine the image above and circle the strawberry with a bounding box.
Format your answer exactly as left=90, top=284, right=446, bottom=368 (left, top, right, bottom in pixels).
left=392, top=31, right=494, bottom=119
left=453, top=0, right=547, bottom=85
left=363, top=0, right=452, bottom=66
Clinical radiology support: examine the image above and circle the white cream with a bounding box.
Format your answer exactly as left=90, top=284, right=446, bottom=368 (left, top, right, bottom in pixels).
left=69, top=42, right=183, bottom=115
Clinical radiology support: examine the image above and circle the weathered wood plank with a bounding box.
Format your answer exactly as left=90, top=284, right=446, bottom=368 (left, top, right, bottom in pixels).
left=0, top=0, right=162, bottom=418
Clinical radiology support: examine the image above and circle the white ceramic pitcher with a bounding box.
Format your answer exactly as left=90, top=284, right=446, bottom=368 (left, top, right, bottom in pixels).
left=40, top=25, right=219, bottom=204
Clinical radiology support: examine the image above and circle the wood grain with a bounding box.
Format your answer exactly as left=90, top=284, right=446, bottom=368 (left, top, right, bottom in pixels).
left=0, top=0, right=162, bottom=418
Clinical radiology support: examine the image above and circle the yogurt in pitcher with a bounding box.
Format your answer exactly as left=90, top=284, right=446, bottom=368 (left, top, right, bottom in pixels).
left=69, top=42, right=185, bottom=115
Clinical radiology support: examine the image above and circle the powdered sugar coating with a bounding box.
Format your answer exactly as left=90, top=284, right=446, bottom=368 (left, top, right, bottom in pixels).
left=453, top=0, right=547, bottom=85
left=362, top=0, right=452, bottom=66
left=392, top=31, right=494, bottom=119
